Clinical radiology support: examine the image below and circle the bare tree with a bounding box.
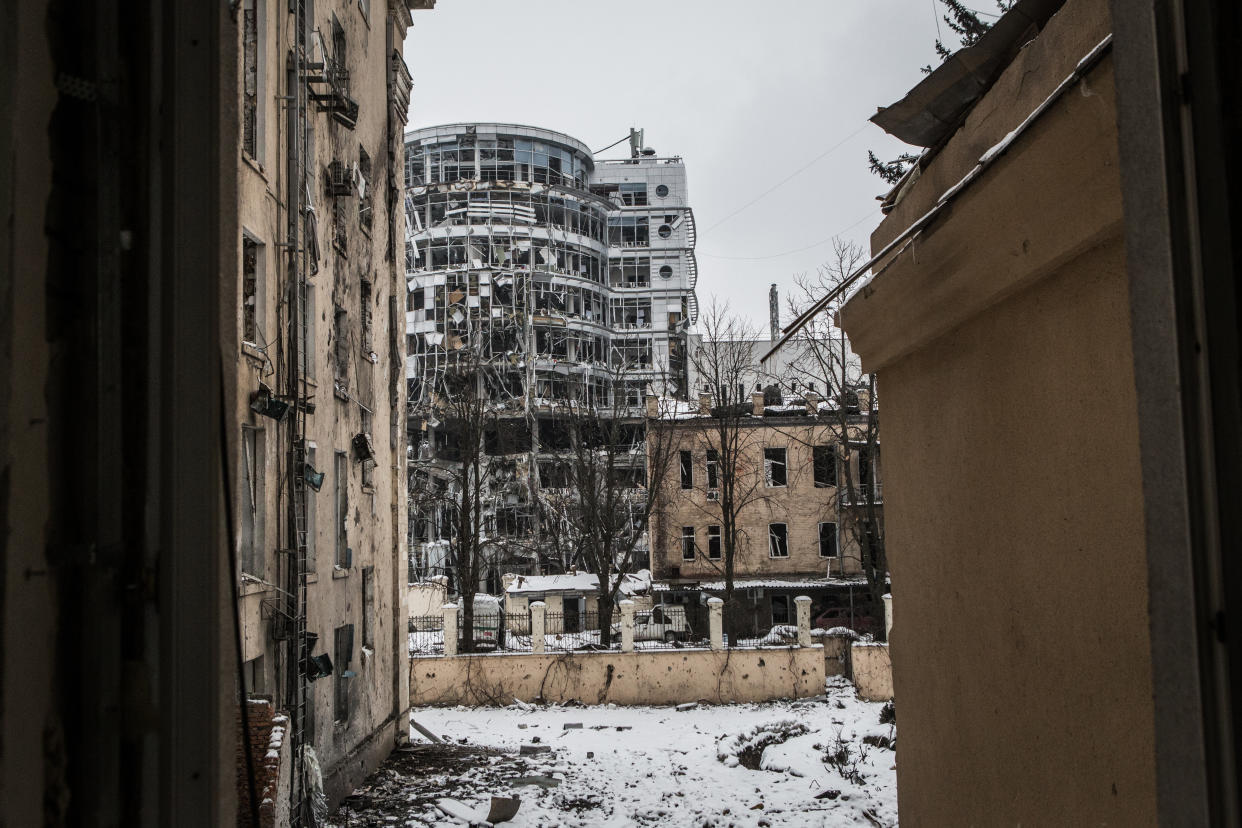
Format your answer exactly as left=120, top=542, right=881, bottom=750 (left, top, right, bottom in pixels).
left=782, top=238, right=888, bottom=639
left=408, top=345, right=509, bottom=653
left=533, top=368, right=679, bottom=647
left=685, top=302, right=775, bottom=640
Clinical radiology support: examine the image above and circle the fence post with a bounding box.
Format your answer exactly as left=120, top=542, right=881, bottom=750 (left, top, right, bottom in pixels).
left=619, top=600, right=635, bottom=653
left=530, top=601, right=546, bottom=654
left=441, top=602, right=459, bottom=657
left=708, top=597, right=724, bottom=651
left=795, top=595, right=812, bottom=647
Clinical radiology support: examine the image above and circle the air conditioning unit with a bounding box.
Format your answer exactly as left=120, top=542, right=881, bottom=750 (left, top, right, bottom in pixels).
left=327, top=161, right=353, bottom=196
left=706, top=490, right=719, bottom=501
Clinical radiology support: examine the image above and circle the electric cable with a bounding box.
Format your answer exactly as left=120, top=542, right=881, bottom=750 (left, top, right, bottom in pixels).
left=699, top=123, right=870, bottom=236
left=699, top=209, right=881, bottom=262
left=593, top=134, right=632, bottom=155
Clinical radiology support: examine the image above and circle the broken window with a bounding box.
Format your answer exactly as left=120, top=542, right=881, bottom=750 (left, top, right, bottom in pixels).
left=819, top=522, right=838, bottom=558
left=360, top=408, right=374, bottom=489
left=607, top=215, right=648, bottom=247
left=611, top=338, right=652, bottom=369
left=707, top=525, right=722, bottom=560
left=764, top=447, right=787, bottom=487
left=362, top=566, right=374, bottom=648
left=333, top=623, right=354, bottom=722
left=768, top=523, right=789, bottom=558
left=334, top=305, right=349, bottom=382
left=679, top=450, right=693, bottom=489
left=771, top=595, right=790, bottom=625
left=240, top=425, right=265, bottom=575
left=360, top=279, right=373, bottom=355
left=241, top=0, right=262, bottom=159
left=609, top=296, right=651, bottom=329
left=334, top=450, right=348, bottom=566
left=706, top=449, right=719, bottom=491
left=358, top=146, right=372, bottom=234
left=619, top=182, right=648, bottom=206
left=681, top=526, right=696, bottom=560
left=306, top=444, right=318, bottom=573
left=813, top=445, right=836, bottom=488
left=242, top=235, right=263, bottom=345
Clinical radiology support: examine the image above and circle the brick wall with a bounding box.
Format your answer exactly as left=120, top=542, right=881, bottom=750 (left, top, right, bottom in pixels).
left=236, top=699, right=287, bottom=828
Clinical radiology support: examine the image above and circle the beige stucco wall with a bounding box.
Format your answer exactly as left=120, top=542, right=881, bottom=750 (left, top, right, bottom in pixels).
left=650, top=418, right=879, bottom=580
left=850, top=643, right=892, bottom=702
left=410, top=647, right=825, bottom=707
left=838, top=0, right=1158, bottom=823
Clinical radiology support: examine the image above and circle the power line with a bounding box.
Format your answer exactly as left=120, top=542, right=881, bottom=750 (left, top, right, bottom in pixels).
left=593, top=134, right=631, bottom=155
left=699, top=123, right=871, bottom=236
left=699, top=209, right=881, bottom=262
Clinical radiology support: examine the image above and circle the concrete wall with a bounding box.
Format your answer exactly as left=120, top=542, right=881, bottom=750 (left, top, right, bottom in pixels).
left=850, top=643, right=892, bottom=702
left=838, top=0, right=1159, bottom=823
left=410, top=647, right=825, bottom=707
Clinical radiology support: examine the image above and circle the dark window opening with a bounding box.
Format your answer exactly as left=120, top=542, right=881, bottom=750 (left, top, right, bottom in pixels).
left=707, top=525, right=722, bottom=560
left=813, top=445, right=836, bottom=488
left=764, top=447, right=787, bottom=487
left=819, top=522, right=838, bottom=558
left=681, top=526, right=696, bottom=560
left=679, top=450, right=693, bottom=489
left=768, top=523, right=789, bottom=558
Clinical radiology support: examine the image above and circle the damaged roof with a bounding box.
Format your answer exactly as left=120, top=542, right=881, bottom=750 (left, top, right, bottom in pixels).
left=870, top=0, right=1067, bottom=148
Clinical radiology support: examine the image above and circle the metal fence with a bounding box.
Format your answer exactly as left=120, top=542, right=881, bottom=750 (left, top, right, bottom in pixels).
left=408, top=606, right=710, bottom=656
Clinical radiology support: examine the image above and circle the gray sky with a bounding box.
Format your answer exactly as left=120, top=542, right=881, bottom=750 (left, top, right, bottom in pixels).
left=402, top=1, right=952, bottom=331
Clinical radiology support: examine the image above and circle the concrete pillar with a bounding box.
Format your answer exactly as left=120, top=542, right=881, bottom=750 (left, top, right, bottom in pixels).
left=530, top=601, right=547, bottom=654
left=619, top=600, right=635, bottom=653
left=883, top=592, right=893, bottom=639
left=795, top=595, right=812, bottom=647
left=441, top=602, right=458, bottom=657
left=708, top=597, right=724, bottom=651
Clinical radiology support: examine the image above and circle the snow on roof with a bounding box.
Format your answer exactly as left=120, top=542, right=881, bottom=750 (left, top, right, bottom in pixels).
left=696, top=577, right=867, bottom=591
left=505, top=569, right=652, bottom=595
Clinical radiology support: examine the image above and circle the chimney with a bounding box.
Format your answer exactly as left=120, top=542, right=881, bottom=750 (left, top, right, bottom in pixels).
left=769, top=284, right=779, bottom=343
left=698, top=392, right=712, bottom=415
left=752, top=391, right=766, bottom=417
left=804, top=391, right=821, bottom=415
left=645, top=394, right=659, bottom=418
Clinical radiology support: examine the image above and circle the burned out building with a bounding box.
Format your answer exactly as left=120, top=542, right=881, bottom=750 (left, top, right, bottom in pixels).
left=232, top=0, right=435, bottom=816
left=402, top=124, right=699, bottom=588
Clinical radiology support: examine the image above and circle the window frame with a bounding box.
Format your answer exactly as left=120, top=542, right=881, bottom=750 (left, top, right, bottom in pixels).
left=768, top=522, right=789, bottom=558
left=680, top=526, right=696, bottom=561
left=763, top=447, right=787, bottom=488
left=679, top=449, right=693, bottom=490
left=240, top=425, right=265, bottom=576
left=707, top=525, right=722, bottom=560
left=334, top=450, right=349, bottom=567
left=818, top=521, right=838, bottom=559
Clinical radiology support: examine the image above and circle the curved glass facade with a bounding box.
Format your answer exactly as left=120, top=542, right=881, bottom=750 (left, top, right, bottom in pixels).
left=404, top=123, right=697, bottom=408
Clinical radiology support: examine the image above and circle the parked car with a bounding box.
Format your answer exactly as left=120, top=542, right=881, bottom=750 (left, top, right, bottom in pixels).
left=813, top=605, right=880, bottom=636
left=468, top=594, right=503, bottom=649
left=612, top=604, right=693, bottom=643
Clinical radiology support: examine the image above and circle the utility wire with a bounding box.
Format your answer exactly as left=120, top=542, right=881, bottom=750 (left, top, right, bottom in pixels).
left=699, top=123, right=870, bottom=236
left=593, top=134, right=631, bottom=155
left=699, top=209, right=881, bottom=262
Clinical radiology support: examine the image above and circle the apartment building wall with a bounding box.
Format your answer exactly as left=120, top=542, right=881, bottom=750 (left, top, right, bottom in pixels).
left=648, top=414, right=880, bottom=582
left=232, top=0, right=429, bottom=809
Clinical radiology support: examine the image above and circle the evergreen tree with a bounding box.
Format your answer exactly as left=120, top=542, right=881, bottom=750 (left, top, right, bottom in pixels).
left=868, top=0, right=1014, bottom=184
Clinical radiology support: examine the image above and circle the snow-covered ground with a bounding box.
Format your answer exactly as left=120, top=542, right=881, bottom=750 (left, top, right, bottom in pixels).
left=330, top=676, right=897, bottom=827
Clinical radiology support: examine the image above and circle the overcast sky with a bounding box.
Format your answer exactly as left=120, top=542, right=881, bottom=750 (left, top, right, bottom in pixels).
left=402, top=1, right=958, bottom=331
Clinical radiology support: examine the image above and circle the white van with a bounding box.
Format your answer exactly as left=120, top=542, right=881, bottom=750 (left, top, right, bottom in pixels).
left=633, top=605, right=692, bottom=643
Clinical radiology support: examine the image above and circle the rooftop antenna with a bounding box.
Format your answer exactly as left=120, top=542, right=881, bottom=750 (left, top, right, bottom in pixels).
left=628, top=127, right=644, bottom=158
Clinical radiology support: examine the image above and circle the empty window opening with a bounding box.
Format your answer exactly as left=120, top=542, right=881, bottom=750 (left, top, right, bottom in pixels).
left=679, top=450, right=693, bottom=489
left=657, top=224, right=672, bottom=239
left=764, top=447, right=787, bottom=487
left=681, top=526, right=696, bottom=561
left=362, top=566, right=375, bottom=648
left=333, top=623, right=354, bottom=722
left=240, top=425, right=265, bottom=575
left=813, top=445, right=836, bottom=488
left=705, top=450, right=719, bottom=491
left=819, top=522, right=838, bottom=558
left=242, top=235, right=263, bottom=345
left=771, top=595, right=790, bottom=625
left=358, top=146, right=372, bottom=234
left=707, top=525, right=722, bottom=560
left=768, top=523, right=789, bottom=558
left=334, top=450, right=349, bottom=566
left=655, top=184, right=669, bottom=198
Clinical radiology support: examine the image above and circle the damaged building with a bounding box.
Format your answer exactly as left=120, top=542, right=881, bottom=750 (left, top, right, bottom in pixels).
left=402, top=124, right=699, bottom=588
left=232, top=0, right=434, bottom=818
